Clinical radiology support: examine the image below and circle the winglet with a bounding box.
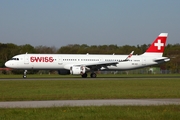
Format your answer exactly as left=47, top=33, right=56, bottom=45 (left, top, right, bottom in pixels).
left=124, top=51, right=134, bottom=61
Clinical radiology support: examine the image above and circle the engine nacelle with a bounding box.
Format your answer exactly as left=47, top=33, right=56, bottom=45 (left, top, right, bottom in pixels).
left=58, top=69, right=70, bottom=75
left=70, top=66, right=86, bottom=75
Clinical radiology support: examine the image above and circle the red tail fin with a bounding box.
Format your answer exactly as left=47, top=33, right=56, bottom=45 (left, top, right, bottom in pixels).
left=146, top=33, right=168, bottom=53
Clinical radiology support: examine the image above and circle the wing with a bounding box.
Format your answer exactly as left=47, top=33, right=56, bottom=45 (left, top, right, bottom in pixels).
left=73, top=51, right=134, bottom=70
left=83, top=61, right=118, bottom=67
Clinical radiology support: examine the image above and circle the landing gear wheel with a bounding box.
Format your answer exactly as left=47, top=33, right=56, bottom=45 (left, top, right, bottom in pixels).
left=23, top=70, right=27, bottom=78
left=81, top=73, right=88, bottom=78
left=23, top=75, right=27, bottom=78
left=90, top=73, right=97, bottom=78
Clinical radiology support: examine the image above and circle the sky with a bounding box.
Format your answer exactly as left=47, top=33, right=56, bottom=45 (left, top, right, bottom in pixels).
left=0, top=0, right=180, bottom=48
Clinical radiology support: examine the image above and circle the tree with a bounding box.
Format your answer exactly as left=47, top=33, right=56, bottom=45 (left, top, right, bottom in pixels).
left=18, top=44, right=36, bottom=54
left=35, top=45, right=57, bottom=53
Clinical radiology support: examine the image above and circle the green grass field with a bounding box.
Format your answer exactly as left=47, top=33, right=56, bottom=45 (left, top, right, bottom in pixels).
left=0, top=78, right=180, bottom=101
left=0, top=74, right=180, bottom=119
left=0, top=105, right=180, bottom=120
left=0, top=73, right=180, bottom=78
left=0, top=74, right=180, bottom=101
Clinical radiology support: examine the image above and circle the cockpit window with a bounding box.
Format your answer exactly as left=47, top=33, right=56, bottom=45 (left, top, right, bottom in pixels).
left=10, top=58, right=19, bottom=61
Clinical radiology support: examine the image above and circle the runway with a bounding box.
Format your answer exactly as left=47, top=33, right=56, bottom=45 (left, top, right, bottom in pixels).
left=0, top=99, right=180, bottom=108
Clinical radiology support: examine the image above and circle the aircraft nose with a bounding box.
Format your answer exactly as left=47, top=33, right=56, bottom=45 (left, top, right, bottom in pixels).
left=5, top=61, right=11, bottom=68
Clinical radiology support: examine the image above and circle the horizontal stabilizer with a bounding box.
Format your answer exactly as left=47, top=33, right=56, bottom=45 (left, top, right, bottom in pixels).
left=153, top=57, right=170, bottom=62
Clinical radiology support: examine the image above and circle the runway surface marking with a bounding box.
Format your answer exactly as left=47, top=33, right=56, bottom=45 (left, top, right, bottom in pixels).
left=0, top=99, right=180, bottom=108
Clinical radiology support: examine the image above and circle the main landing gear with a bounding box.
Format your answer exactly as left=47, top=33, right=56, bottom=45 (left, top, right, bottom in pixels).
left=81, top=73, right=87, bottom=78
left=81, top=72, right=97, bottom=78
left=90, top=72, right=97, bottom=78
left=23, top=70, right=27, bottom=78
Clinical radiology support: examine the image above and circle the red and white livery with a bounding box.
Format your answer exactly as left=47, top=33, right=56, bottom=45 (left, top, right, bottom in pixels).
left=5, top=33, right=170, bottom=78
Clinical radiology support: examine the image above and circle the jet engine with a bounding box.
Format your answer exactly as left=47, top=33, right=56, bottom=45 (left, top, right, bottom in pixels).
left=70, top=66, right=86, bottom=75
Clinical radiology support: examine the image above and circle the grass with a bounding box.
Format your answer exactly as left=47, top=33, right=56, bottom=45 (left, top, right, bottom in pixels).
left=0, top=78, right=180, bottom=101
left=0, top=73, right=180, bottom=78
left=0, top=105, right=180, bottom=120
left=0, top=74, right=180, bottom=119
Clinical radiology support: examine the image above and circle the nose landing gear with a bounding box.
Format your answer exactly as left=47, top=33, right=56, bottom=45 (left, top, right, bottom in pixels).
left=23, top=70, right=27, bottom=78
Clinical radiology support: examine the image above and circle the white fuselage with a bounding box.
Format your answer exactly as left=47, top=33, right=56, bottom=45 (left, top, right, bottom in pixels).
left=5, top=54, right=158, bottom=71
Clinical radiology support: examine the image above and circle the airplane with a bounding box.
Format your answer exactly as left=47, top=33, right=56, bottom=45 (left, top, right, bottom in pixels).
left=5, top=33, right=170, bottom=78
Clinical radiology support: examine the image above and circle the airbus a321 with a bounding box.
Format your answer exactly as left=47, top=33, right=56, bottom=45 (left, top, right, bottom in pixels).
left=5, top=33, right=170, bottom=78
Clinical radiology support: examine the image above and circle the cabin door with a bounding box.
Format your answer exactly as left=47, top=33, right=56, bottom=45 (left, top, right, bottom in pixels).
left=142, top=57, right=146, bottom=66
left=24, top=54, right=29, bottom=64
left=58, top=56, right=63, bottom=65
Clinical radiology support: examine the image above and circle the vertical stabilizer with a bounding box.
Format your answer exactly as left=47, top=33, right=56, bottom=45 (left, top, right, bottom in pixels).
left=142, top=33, right=168, bottom=57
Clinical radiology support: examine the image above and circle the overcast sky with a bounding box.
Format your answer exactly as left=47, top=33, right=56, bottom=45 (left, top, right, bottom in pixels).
left=0, top=0, right=180, bottom=48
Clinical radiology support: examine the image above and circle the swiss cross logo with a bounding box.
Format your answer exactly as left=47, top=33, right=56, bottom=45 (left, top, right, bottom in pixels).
left=145, top=33, right=167, bottom=53
left=154, top=39, right=164, bottom=50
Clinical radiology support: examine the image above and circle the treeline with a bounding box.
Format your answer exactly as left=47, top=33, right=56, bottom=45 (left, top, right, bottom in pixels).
left=0, top=43, right=180, bottom=73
